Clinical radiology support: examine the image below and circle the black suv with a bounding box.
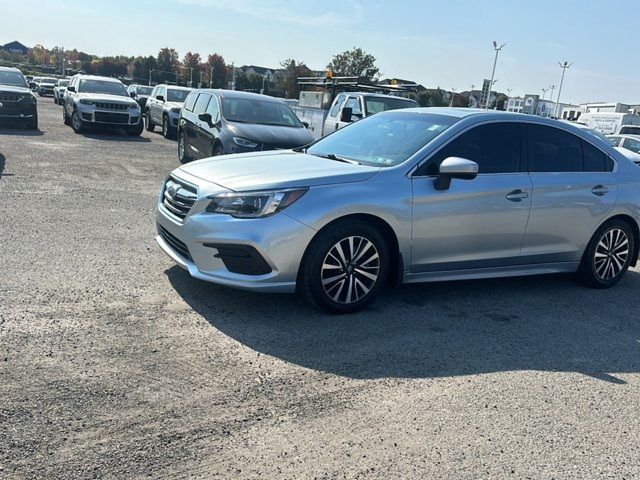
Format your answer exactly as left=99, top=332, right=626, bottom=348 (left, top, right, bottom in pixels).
left=0, top=67, right=38, bottom=129
left=177, top=90, right=314, bottom=162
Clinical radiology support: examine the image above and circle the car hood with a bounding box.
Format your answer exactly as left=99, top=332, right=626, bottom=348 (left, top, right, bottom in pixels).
left=0, top=85, right=31, bottom=94
left=77, top=92, right=138, bottom=106
left=226, top=121, right=314, bottom=148
left=178, top=150, right=380, bottom=191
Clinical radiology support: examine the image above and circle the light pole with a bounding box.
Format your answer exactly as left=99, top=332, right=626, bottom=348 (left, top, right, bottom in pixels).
left=486, top=41, right=505, bottom=109
left=449, top=88, right=456, bottom=107
left=469, top=84, right=475, bottom=107
left=541, top=87, right=548, bottom=101
left=190, top=67, right=194, bottom=87
left=199, top=70, right=204, bottom=88
left=209, top=65, right=214, bottom=88
left=548, top=84, right=556, bottom=113
left=555, top=61, right=572, bottom=118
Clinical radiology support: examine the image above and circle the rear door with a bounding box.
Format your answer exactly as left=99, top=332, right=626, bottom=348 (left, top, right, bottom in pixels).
left=521, top=124, right=617, bottom=263
left=323, top=93, right=346, bottom=135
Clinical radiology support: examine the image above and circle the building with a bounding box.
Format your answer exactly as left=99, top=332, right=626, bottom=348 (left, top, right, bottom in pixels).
left=506, top=94, right=577, bottom=118
left=1, top=40, right=28, bottom=55
left=240, top=65, right=276, bottom=82
left=506, top=96, right=525, bottom=113
left=581, top=102, right=631, bottom=114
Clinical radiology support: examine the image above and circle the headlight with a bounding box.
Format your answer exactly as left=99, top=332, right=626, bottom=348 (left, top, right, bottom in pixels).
left=205, top=188, right=307, bottom=218
left=233, top=137, right=259, bottom=148
left=79, top=99, right=95, bottom=105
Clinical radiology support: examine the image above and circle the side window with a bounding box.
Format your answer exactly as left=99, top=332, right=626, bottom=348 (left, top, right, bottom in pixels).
left=329, top=94, right=346, bottom=118
left=205, top=95, right=220, bottom=121
left=419, top=122, right=522, bottom=176
left=624, top=138, right=640, bottom=154
left=151, top=86, right=158, bottom=98
left=159, top=86, right=166, bottom=98
left=184, top=92, right=198, bottom=112
left=529, top=125, right=582, bottom=172
left=609, top=136, right=622, bottom=147
left=583, top=141, right=613, bottom=172
left=344, top=97, right=362, bottom=117
left=193, top=93, right=211, bottom=114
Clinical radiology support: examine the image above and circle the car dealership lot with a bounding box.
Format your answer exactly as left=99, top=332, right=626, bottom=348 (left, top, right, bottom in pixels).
left=1, top=101, right=640, bottom=478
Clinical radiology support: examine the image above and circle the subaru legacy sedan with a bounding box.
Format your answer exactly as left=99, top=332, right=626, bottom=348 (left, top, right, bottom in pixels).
left=156, top=108, right=640, bottom=313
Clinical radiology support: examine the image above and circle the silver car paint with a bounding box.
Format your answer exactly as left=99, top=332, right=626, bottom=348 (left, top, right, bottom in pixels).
left=156, top=108, right=640, bottom=293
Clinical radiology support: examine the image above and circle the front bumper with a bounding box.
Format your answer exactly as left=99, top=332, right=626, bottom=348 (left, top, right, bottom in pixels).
left=0, top=102, right=37, bottom=119
left=76, top=103, right=141, bottom=127
left=155, top=186, right=317, bottom=293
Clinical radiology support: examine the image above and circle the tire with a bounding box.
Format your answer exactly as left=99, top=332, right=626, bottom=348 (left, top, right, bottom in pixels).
left=578, top=219, right=635, bottom=289
left=298, top=220, right=389, bottom=314
left=145, top=111, right=155, bottom=132
left=25, top=116, right=38, bottom=130
left=71, top=109, right=85, bottom=133
left=127, top=119, right=144, bottom=137
left=63, top=107, right=70, bottom=125
left=211, top=143, right=224, bottom=157
left=178, top=131, right=191, bottom=164
left=162, top=115, right=174, bottom=139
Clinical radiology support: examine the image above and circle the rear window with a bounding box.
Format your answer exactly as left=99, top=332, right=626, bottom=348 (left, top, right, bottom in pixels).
left=364, top=97, right=418, bottom=115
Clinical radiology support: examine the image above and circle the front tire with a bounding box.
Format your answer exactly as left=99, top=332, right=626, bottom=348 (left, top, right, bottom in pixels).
left=178, top=131, right=191, bottom=163
left=578, top=219, right=634, bottom=288
left=63, top=107, right=70, bottom=125
left=211, top=144, right=224, bottom=157
left=298, top=221, right=389, bottom=314
left=145, top=111, right=155, bottom=132
left=127, top=119, right=144, bottom=137
left=71, top=110, right=85, bottom=133
left=25, top=116, right=38, bottom=130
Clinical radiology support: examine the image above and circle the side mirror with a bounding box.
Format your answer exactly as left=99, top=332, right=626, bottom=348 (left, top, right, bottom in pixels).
left=340, top=107, right=353, bottom=123
left=67, top=86, right=75, bottom=92
left=434, top=157, right=479, bottom=191
left=130, top=91, right=137, bottom=98
left=156, top=95, right=164, bottom=101
left=198, top=113, right=213, bottom=125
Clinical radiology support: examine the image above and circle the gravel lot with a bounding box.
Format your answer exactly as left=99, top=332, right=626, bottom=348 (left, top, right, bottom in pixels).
left=1, top=100, right=640, bottom=479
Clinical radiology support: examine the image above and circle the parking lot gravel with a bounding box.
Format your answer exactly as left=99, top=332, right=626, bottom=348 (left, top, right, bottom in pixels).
left=1, top=100, right=640, bottom=479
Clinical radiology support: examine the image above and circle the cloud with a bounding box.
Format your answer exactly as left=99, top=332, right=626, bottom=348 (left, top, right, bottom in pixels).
left=171, top=0, right=364, bottom=27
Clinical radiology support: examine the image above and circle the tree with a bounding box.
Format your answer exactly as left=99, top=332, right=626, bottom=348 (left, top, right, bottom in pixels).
left=182, top=51, right=202, bottom=86
left=277, top=59, right=312, bottom=99
left=327, top=47, right=379, bottom=82
left=205, top=53, right=227, bottom=88
left=156, top=47, right=179, bottom=81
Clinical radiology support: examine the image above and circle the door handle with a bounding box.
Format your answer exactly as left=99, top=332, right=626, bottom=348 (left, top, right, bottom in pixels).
left=591, top=185, right=609, bottom=196
left=505, top=189, right=529, bottom=202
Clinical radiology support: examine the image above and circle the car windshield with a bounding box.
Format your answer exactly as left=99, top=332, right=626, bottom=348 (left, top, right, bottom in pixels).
left=58, top=80, right=69, bottom=87
left=167, top=89, right=190, bottom=103
left=78, top=79, right=128, bottom=96
left=307, top=112, right=459, bottom=167
left=0, top=71, right=28, bottom=88
left=137, top=86, right=152, bottom=95
left=221, top=98, right=303, bottom=127
left=41, top=78, right=58, bottom=83
left=619, top=126, right=640, bottom=135
left=364, top=97, right=418, bottom=115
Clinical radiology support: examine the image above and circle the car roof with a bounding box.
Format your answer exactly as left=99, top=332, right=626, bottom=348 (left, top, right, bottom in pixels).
left=156, top=84, right=194, bottom=91
left=0, top=66, right=21, bottom=72
left=76, top=75, right=123, bottom=83
left=196, top=89, right=285, bottom=102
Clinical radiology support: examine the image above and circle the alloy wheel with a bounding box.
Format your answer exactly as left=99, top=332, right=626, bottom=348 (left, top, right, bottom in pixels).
left=72, top=111, right=82, bottom=131
left=593, top=228, right=630, bottom=281
left=321, top=236, right=380, bottom=304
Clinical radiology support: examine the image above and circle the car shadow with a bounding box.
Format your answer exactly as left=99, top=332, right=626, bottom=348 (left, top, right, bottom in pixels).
left=79, top=130, right=151, bottom=142
left=0, top=153, right=7, bottom=179
left=0, top=126, right=44, bottom=136
left=166, top=266, right=640, bottom=383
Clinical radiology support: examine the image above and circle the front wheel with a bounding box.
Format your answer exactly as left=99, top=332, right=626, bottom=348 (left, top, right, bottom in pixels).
left=298, top=221, right=389, bottom=314
left=578, top=219, right=635, bottom=288
left=25, top=116, right=38, bottom=130
left=127, top=119, right=144, bottom=137
left=178, top=131, right=191, bottom=163
left=71, top=110, right=85, bottom=133
left=145, top=111, right=155, bottom=132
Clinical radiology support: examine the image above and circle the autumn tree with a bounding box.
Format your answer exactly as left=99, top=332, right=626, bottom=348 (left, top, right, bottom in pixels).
left=205, top=53, right=227, bottom=88
left=277, top=59, right=312, bottom=99
left=327, top=47, right=379, bottom=82
left=181, top=51, right=202, bottom=86
left=156, top=47, right=179, bottom=81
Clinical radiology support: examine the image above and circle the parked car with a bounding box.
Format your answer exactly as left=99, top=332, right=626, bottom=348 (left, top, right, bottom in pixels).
left=127, top=84, right=153, bottom=110
left=608, top=134, right=640, bottom=154
left=156, top=108, right=640, bottom=313
left=29, top=76, right=41, bottom=91
left=36, top=77, right=58, bottom=96
left=144, top=84, right=193, bottom=139
left=0, top=66, right=38, bottom=129
left=177, top=89, right=314, bottom=163
left=54, top=78, right=70, bottom=105
left=63, top=75, right=143, bottom=136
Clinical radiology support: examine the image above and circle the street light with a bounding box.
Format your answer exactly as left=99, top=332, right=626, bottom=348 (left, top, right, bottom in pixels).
left=555, top=61, right=572, bottom=118
left=541, top=87, right=548, bottom=101
left=449, top=87, right=457, bottom=107
left=486, top=41, right=506, bottom=109
left=209, top=65, right=214, bottom=88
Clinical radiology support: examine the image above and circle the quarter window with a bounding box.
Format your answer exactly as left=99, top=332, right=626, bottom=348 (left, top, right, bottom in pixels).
left=193, top=94, right=211, bottom=114
left=529, top=125, right=583, bottom=172
left=582, top=140, right=613, bottom=172
left=420, top=122, right=522, bottom=175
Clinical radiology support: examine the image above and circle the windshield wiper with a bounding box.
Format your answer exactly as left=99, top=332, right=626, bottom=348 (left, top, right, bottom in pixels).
left=310, top=152, right=361, bottom=165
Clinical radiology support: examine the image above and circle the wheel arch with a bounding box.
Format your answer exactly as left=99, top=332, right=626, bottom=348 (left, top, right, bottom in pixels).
left=298, top=213, right=403, bottom=287
left=598, top=214, right=640, bottom=266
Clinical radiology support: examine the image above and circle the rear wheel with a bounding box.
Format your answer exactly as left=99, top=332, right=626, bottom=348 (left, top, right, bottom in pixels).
left=162, top=115, right=174, bottom=139
left=578, top=219, right=635, bottom=288
left=145, top=111, right=155, bottom=132
left=298, top=221, right=389, bottom=314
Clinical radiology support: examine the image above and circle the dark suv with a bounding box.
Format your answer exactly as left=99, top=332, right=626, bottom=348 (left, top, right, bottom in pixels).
left=0, top=67, right=38, bottom=129
left=177, top=90, right=314, bottom=162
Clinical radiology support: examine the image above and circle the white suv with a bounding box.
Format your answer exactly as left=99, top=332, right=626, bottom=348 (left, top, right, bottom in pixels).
left=63, top=75, right=143, bottom=136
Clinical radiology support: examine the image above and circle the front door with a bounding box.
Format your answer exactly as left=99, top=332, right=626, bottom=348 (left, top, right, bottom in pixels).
left=411, top=122, right=532, bottom=272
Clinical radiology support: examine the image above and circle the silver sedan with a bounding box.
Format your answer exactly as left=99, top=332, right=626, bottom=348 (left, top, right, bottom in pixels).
left=156, top=108, right=640, bottom=313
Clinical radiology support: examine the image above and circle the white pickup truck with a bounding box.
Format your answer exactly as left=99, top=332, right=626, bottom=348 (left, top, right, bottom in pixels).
left=291, top=90, right=418, bottom=140
left=578, top=112, right=640, bottom=135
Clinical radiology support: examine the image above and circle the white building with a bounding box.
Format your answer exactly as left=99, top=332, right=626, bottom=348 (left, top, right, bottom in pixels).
left=506, top=94, right=577, bottom=118
left=581, top=102, right=631, bottom=114
left=506, top=97, right=525, bottom=113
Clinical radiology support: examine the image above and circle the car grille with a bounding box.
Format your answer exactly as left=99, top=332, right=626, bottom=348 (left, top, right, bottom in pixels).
left=0, top=93, right=20, bottom=102
left=95, top=112, right=129, bottom=124
left=96, top=102, right=129, bottom=111
left=162, top=177, right=197, bottom=221
left=158, top=224, right=192, bottom=261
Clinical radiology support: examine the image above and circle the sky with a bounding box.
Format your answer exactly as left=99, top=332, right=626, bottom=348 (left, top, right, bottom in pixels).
left=2, top=0, right=639, bottom=104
